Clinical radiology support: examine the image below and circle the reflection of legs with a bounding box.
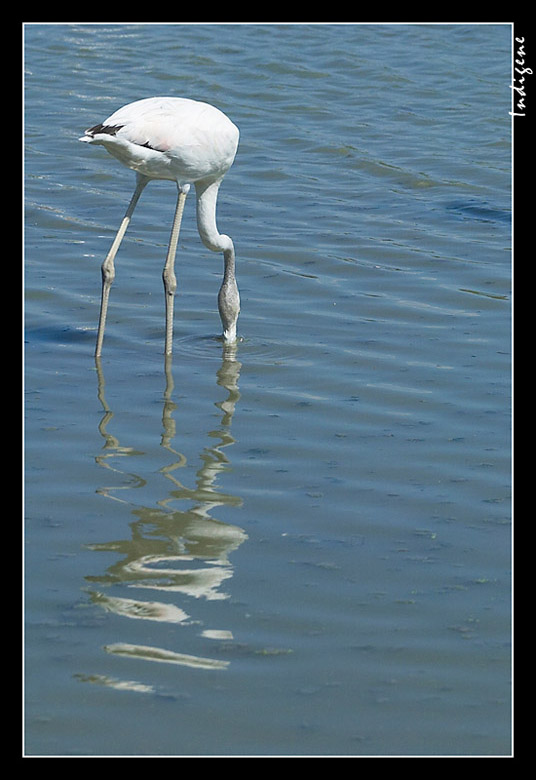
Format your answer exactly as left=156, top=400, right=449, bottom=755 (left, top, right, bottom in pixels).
left=160, top=353, right=188, bottom=492
left=95, top=174, right=148, bottom=357
left=162, top=185, right=189, bottom=356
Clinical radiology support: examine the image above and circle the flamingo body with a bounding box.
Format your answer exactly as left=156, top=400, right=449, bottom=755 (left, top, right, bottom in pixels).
left=80, top=97, right=239, bottom=185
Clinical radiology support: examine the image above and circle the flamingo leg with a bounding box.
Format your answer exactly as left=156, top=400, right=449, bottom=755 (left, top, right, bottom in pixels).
left=162, top=185, right=189, bottom=355
left=95, top=174, right=148, bottom=357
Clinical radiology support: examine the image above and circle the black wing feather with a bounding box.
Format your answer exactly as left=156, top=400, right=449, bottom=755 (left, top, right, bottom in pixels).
left=86, top=123, right=155, bottom=149
left=86, top=123, right=124, bottom=136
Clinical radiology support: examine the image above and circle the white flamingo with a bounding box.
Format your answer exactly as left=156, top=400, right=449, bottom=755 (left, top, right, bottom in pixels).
left=80, top=97, right=240, bottom=356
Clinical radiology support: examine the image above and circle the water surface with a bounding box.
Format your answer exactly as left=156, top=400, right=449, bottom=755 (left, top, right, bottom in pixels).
left=25, top=23, right=511, bottom=756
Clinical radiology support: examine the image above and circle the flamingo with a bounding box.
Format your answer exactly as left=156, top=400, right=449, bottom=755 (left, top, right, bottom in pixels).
left=79, top=97, right=240, bottom=356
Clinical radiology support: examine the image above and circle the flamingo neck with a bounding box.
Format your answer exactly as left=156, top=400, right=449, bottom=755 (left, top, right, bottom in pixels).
left=194, top=178, right=234, bottom=254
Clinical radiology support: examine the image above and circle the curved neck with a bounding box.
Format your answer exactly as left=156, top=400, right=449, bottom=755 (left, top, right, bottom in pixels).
left=194, top=178, right=234, bottom=254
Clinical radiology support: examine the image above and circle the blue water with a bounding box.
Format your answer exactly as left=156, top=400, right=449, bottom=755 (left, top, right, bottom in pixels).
left=24, top=23, right=511, bottom=756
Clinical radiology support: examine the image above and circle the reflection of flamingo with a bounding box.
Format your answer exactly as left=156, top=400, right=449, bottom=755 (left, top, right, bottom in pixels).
left=86, top=349, right=246, bottom=675
left=80, top=97, right=240, bottom=355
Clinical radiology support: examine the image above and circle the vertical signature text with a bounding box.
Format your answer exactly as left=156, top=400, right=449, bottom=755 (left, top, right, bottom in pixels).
left=510, top=36, right=532, bottom=117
